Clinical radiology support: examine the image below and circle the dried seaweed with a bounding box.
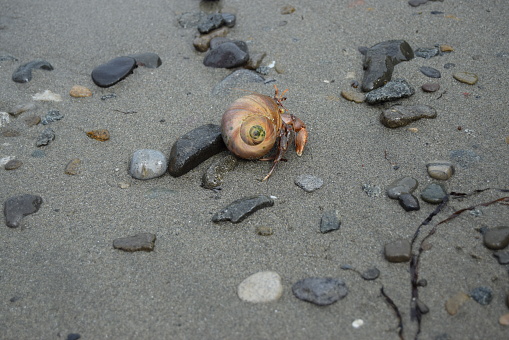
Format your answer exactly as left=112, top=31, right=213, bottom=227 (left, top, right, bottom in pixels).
left=381, top=286, right=404, bottom=340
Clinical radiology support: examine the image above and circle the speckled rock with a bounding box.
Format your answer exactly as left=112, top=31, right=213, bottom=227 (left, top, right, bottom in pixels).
left=12, top=60, right=53, bottom=83
left=130, top=149, right=168, bottom=180
left=212, top=195, right=274, bottom=223
left=41, top=110, right=63, bottom=125
left=292, top=277, right=348, bottom=306
left=201, top=153, right=238, bottom=189
left=380, top=104, right=435, bottom=128
left=386, top=176, right=418, bottom=199
left=36, top=128, right=55, bottom=146
left=113, top=233, right=156, bottom=252
left=91, top=56, right=137, bottom=87
left=453, top=72, right=478, bottom=85
left=398, top=193, right=420, bottom=211
left=365, top=79, right=415, bottom=104
left=168, top=124, right=225, bottom=177
left=320, top=210, right=341, bottom=233
left=198, top=13, right=225, bottom=34
left=426, top=161, right=454, bottom=180
left=421, top=183, right=447, bottom=204
left=361, top=267, right=380, bottom=280
left=237, top=271, right=283, bottom=303
left=4, top=194, right=43, bottom=228
left=415, top=47, right=440, bottom=59
left=469, top=286, right=493, bottom=305
left=86, top=129, right=110, bottom=141
left=384, top=239, right=411, bottom=263
left=483, top=226, right=509, bottom=250
left=295, top=174, right=323, bottom=192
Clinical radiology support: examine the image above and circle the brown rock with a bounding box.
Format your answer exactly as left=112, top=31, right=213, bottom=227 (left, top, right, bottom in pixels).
left=193, top=27, right=229, bottom=52
left=245, top=52, right=267, bottom=70
left=70, top=85, right=92, bottom=98
left=445, top=292, right=470, bottom=315
left=86, top=129, right=110, bottom=141
left=24, top=115, right=41, bottom=126
left=65, top=158, right=82, bottom=175
left=499, top=313, right=509, bottom=326
left=5, top=159, right=22, bottom=170
left=281, top=5, right=296, bottom=14
left=340, top=90, right=365, bottom=103
left=384, top=239, right=411, bottom=263
left=453, top=72, right=478, bottom=85
left=113, top=233, right=156, bottom=252
left=421, top=83, right=440, bottom=92
left=440, top=44, right=454, bottom=52
left=380, top=104, right=437, bottom=128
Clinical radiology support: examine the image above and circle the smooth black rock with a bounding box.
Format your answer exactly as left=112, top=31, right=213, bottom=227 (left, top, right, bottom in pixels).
left=483, top=226, right=509, bottom=250
left=91, top=56, right=137, bottom=87
left=168, top=124, right=226, bottom=177
left=128, top=53, right=162, bottom=68
left=12, top=60, right=53, bottom=83
left=210, top=38, right=248, bottom=54
left=212, top=195, right=274, bottom=223
left=420, top=183, right=447, bottom=204
left=221, top=13, right=236, bottom=28
left=419, top=66, right=441, bottom=78
left=66, top=333, right=81, bottom=340
left=36, top=128, right=55, bottom=147
left=380, top=104, right=436, bottom=128
left=415, top=47, right=440, bottom=59
left=198, top=13, right=225, bottom=34
left=469, top=286, right=493, bottom=305
left=41, top=110, right=63, bottom=125
left=398, top=193, right=420, bottom=211
left=386, top=176, right=418, bottom=199
left=365, top=79, right=415, bottom=104
left=292, top=277, right=348, bottom=306
left=361, top=40, right=414, bottom=92
left=320, top=210, right=341, bottom=233
left=113, top=233, right=156, bottom=252
left=4, top=194, right=43, bottom=228
left=211, top=69, right=265, bottom=96
left=203, top=42, right=249, bottom=68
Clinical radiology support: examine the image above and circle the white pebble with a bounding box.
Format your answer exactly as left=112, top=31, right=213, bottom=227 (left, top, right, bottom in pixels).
left=0, top=112, right=10, bottom=127
left=32, top=90, right=62, bottom=102
left=352, top=319, right=364, bottom=328
left=129, top=149, right=167, bottom=180
left=237, top=271, right=283, bottom=303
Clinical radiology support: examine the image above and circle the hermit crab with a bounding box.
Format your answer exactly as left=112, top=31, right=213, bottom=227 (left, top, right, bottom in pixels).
left=221, top=85, right=308, bottom=181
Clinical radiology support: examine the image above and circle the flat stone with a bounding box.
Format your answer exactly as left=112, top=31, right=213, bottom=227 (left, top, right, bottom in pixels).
left=426, top=161, right=454, bottom=180
left=499, top=313, right=509, bottom=326
left=420, top=183, right=447, bottom=204
left=295, top=174, right=323, bottom=192
left=237, top=271, right=283, bottom=303
left=340, top=90, right=365, bottom=103
left=9, top=102, right=36, bottom=116
left=380, top=104, right=436, bottom=128
left=386, top=176, right=418, bottom=199
left=69, top=85, right=92, bottom=98
left=453, top=72, right=478, bottom=85
left=450, top=149, right=480, bottom=168
left=64, top=158, right=82, bottom=175
left=445, top=292, right=470, bottom=315
left=361, top=267, right=380, bottom=280
left=5, top=159, right=23, bottom=170
left=419, top=66, right=441, bottom=78
left=292, top=277, right=348, bottom=306
left=41, top=109, right=63, bottom=125
left=362, top=184, right=381, bottom=197
left=365, top=79, right=415, bottom=104
left=128, top=52, right=162, bottom=68
left=384, top=239, right=411, bottom=263
left=91, top=56, right=137, bottom=87
left=415, top=47, right=440, bottom=59
left=203, top=41, right=249, bottom=68
left=398, top=193, right=420, bottom=211
left=130, top=149, right=168, bottom=180
left=1, top=128, right=20, bottom=137
left=36, top=128, right=55, bottom=146
left=245, top=52, right=267, bottom=70
left=12, top=59, right=53, bottom=83
left=212, top=195, right=274, bottom=223
left=211, top=69, right=265, bottom=96
left=408, top=0, right=428, bottom=7
left=113, top=233, right=156, bottom=252
left=440, top=44, right=454, bottom=52
left=23, top=115, right=41, bottom=126
left=198, top=13, right=225, bottom=34
left=193, top=27, right=229, bottom=52
left=416, top=299, right=429, bottom=314
left=4, top=194, right=43, bottom=228
left=421, top=83, right=440, bottom=92
left=32, top=90, right=62, bottom=102
left=168, top=124, right=225, bottom=177
left=493, top=251, right=509, bottom=265
left=361, top=40, right=414, bottom=92
left=86, top=129, right=110, bottom=141
left=469, top=286, right=493, bottom=305
left=320, top=210, right=341, bottom=233
left=201, top=153, right=238, bottom=189
left=483, top=226, right=509, bottom=250
left=256, top=226, right=273, bottom=236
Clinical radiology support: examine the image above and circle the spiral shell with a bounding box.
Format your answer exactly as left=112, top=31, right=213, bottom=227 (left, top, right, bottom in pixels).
left=221, top=94, right=282, bottom=160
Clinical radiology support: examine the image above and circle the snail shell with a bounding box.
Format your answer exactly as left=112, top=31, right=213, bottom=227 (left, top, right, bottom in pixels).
left=221, top=94, right=282, bottom=160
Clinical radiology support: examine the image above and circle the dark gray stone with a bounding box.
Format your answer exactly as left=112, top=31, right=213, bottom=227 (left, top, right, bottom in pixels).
left=386, top=176, right=418, bottom=199
left=198, top=13, right=225, bottom=34
left=36, top=128, right=55, bottom=147
left=416, top=299, right=430, bottom=314
left=128, top=53, right=162, bottom=68
left=201, top=153, right=238, bottom=189
left=361, top=40, right=414, bottom=92
left=168, top=124, right=226, bottom=177
left=295, top=174, right=323, bottom=192
left=91, top=56, right=137, bottom=88
left=4, top=194, right=43, bottom=228
left=113, top=233, right=156, bottom=252
left=361, top=267, right=380, bottom=280
left=365, top=79, right=415, bottom=104
left=419, top=66, right=441, bottom=78
left=41, top=110, right=63, bottom=125
left=422, top=83, right=440, bottom=92
left=211, top=69, right=265, bottom=96
left=420, top=183, right=447, bottom=204
left=415, top=47, right=440, bottom=59
left=493, top=251, right=509, bottom=265
left=203, top=42, right=249, bottom=68
left=469, top=286, right=493, bottom=305
left=483, top=226, right=509, bottom=250
left=380, top=104, right=436, bottom=128
left=292, top=277, right=348, bottom=306
left=212, top=195, right=274, bottom=223
left=408, top=0, right=428, bottom=7
left=221, top=13, right=236, bottom=28
left=12, top=60, right=53, bottom=83
left=320, top=210, right=341, bottom=233
left=398, top=193, right=420, bottom=211
left=384, top=239, right=412, bottom=263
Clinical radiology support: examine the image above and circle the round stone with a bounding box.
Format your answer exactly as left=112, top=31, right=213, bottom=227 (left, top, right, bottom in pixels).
left=421, top=183, right=447, bottom=204
left=237, top=271, right=283, bottom=303
left=69, top=85, right=92, bottom=98
left=421, top=83, right=440, bottom=92
left=453, top=72, right=478, bottom=85
left=386, top=176, right=418, bottom=199
left=340, top=90, right=365, bottom=103
left=4, top=159, right=22, bottom=170
left=130, top=149, right=168, bottom=180
left=426, top=161, right=455, bottom=180
left=483, top=226, right=509, bottom=250
left=419, top=66, right=441, bottom=78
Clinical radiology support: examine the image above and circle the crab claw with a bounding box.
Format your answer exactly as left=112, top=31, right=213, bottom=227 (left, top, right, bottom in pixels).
left=282, top=113, right=308, bottom=156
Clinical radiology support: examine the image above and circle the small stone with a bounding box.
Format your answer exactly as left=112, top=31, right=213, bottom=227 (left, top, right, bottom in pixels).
left=101, top=93, right=117, bottom=100
left=23, top=115, right=40, bottom=126
left=245, top=52, right=267, bottom=70
left=1, top=128, right=20, bottom=137
left=440, top=45, right=454, bottom=52
left=361, top=267, right=380, bottom=280
left=193, top=27, right=229, bottom=52
left=469, top=286, right=493, bottom=305
left=86, top=129, right=110, bottom=141
left=12, top=59, right=53, bottom=83
left=211, top=69, right=265, bottom=96
left=9, top=102, right=36, bottom=116
left=408, top=0, right=428, bottom=7
left=453, top=72, right=478, bottom=85
left=444, top=63, right=455, bottom=69
left=386, top=176, right=418, bottom=199
left=500, top=313, right=509, bottom=326
left=212, top=195, right=274, bottom=223
left=493, top=251, right=509, bottom=265
left=0, top=112, right=10, bottom=127
left=91, top=56, right=137, bottom=87
left=340, top=90, right=365, bottom=103
left=483, top=226, right=509, bottom=250
left=365, top=79, right=415, bottom=104
left=450, top=149, right=480, bottom=168
left=420, top=183, right=447, bottom=204
left=4, top=194, right=43, bottom=228
left=292, top=277, right=348, bottom=306
left=384, top=239, right=411, bottom=263
left=380, top=104, right=436, bottom=128
left=201, top=153, right=238, bottom=189
left=66, top=334, right=81, bottom=340
left=426, top=161, right=454, bottom=180
left=416, top=299, right=429, bottom=314
left=5, top=159, right=22, bottom=170
left=237, top=271, right=283, bottom=303
left=129, top=149, right=168, bottom=180
left=36, top=128, right=55, bottom=146
left=256, top=226, right=273, bottom=236
left=41, top=109, right=63, bottom=125
left=198, top=13, right=225, bottom=34
left=128, top=52, right=162, bottom=68
left=295, top=174, right=323, bottom=192
left=421, top=83, right=440, bottom=92
left=64, top=158, right=82, bottom=175
left=168, top=124, right=225, bottom=177
left=398, top=193, right=420, bottom=211
left=445, top=292, right=470, bottom=315
left=113, top=233, right=156, bottom=252
left=69, top=85, right=92, bottom=98
left=419, top=66, right=441, bottom=78
left=32, top=90, right=62, bottom=102
left=203, top=42, right=249, bottom=68
left=362, top=184, right=381, bottom=197
left=352, top=319, right=364, bottom=328
left=414, top=47, right=439, bottom=59
left=320, top=210, right=341, bottom=233
left=281, top=5, right=296, bottom=14
left=221, top=13, right=236, bottom=28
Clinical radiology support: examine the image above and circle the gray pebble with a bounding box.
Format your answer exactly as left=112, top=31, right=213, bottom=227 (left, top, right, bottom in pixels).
left=450, top=149, right=480, bottom=168
left=362, top=184, right=381, bottom=197
left=221, top=13, right=236, bottom=28
left=398, top=193, right=420, bottom=211
left=3, top=194, right=43, bottom=228
left=421, top=83, right=440, bottom=92
left=12, top=59, right=53, bottom=83
left=365, top=78, right=415, bottom=104
left=36, top=128, right=55, bottom=147
left=130, top=149, right=168, bottom=180
left=113, top=233, right=156, bottom=252
left=292, top=277, right=348, bottom=306
left=9, top=102, right=36, bottom=116
left=295, top=174, right=323, bottom=192
left=380, top=104, right=436, bottom=128
left=384, top=239, right=412, bottom=263
left=361, top=267, right=380, bottom=280
left=386, top=176, right=418, bottom=199
left=415, top=47, right=440, bottom=59
left=198, top=13, right=225, bottom=34
left=469, top=286, right=493, bottom=305
left=493, top=251, right=509, bottom=265
left=426, top=161, right=454, bottom=180
left=203, top=42, right=249, bottom=68
left=320, top=210, right=341, bottom=233
left=41, top=109, right=63, bottom=125
left=201, top=153, right=238, bottom=189
left=128, top=52, right=162, bottom=68
left=5, top=159, right=22, bottom=170
left=419, top=66, right=441, bottom=78
left=416, top=299, right=430, bottom=314
left=420, top=183, right=447, bottom=204
left=483, top=226, right=509, bottom=250
left=212, top=195, right=274, bottom=223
